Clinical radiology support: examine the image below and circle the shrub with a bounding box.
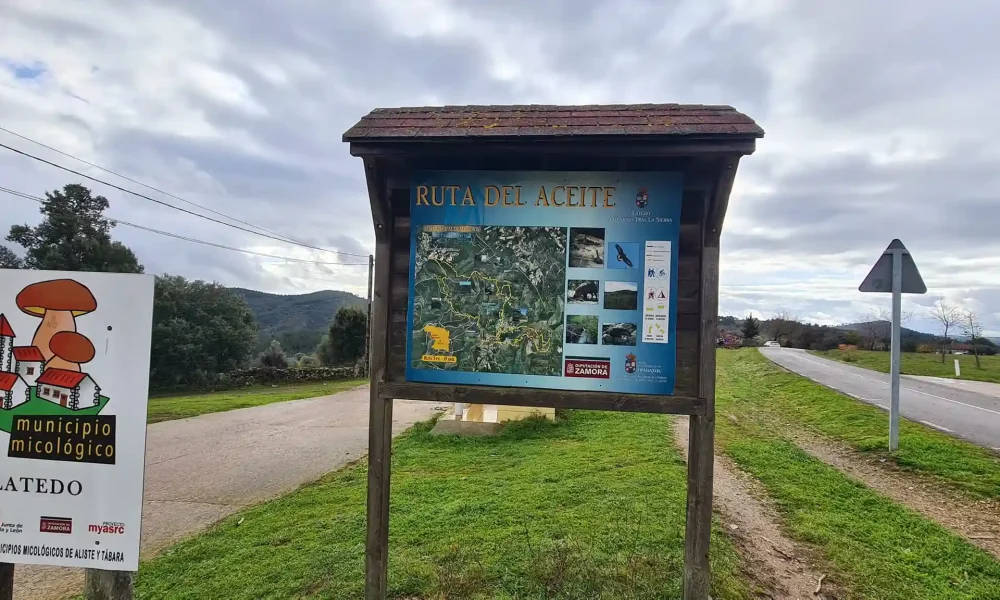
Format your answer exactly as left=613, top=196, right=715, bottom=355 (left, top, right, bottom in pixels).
left=151, top=366, right=359, bottom=394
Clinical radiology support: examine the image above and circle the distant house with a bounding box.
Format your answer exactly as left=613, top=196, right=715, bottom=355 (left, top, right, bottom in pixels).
left=35, top=369, right=101, bottom=410
left=12, top=346, right=44, bottom=386
left=0, top=372, right=29, bottom=410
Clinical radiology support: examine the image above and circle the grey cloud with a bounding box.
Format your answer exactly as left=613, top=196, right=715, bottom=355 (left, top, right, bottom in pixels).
left=3, top=0, right=999, bottom=334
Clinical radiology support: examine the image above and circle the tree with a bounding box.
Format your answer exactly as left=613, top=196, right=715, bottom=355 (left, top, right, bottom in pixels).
left=150, top=275, right=259, bottom=388
left=740, top=314, right=760, bottom=342
left=7, top=184, right=143, bottom=273
left=962, top=309, right=984, bottom=369
left=316, top=306, right=367, bottom=366
left=0, top=246, right=22, bottom=268
left=768, top=310, right=800, bottom=343
left=844, top=330, right=862, bottom=346
left=257, top=339, right=289, bottom=368
left=860, top=307, right=913, bottom=351
left=929, top=300, right=961, bottom=362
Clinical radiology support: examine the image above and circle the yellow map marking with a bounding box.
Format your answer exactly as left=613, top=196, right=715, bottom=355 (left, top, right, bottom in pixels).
left=423, top=325, right=451, bottom=351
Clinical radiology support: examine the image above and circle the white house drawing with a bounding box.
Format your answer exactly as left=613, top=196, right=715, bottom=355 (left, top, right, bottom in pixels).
left=35, top=369, right=101, bottom=410
left=12, top=346, right=44, bottom=386
left=0, top=311, right=102, bottom=411
left=0, top=313, right=13, bottom=372
left=0, top=371, right=29, bottom=410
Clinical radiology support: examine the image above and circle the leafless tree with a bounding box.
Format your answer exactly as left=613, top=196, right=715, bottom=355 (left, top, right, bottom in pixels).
left=859, top=310, right=882, bottom=350
left=963, top=309, right=984, bottom=369
left=929, top=300, right=961, bottom=362
left=860, top=307, right=912, bottom=351
left=769, top=310, right=800, bottom=343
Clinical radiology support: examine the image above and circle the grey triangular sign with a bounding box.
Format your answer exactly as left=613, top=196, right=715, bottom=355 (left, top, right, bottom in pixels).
left=859, top=239, right=927, bottom=294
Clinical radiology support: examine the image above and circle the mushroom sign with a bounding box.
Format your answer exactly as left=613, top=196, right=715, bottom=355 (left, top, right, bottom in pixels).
left=0, top=269, right=154, bottom=572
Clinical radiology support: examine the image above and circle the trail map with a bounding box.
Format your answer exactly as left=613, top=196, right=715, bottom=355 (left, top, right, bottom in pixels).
left=410, top=225, right=566, bottom=376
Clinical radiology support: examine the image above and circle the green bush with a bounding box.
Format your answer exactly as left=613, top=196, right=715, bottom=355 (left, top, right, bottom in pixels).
left=151, top=366, right=359, bottom=394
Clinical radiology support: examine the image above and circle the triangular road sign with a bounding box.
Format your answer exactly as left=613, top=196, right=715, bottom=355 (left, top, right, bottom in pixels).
left=859, top=239, right=927, bottom=294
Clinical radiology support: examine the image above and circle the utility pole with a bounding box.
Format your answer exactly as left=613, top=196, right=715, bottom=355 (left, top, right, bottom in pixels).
left=1, top=563, right=13, bottom=600
left=364, top=253, right=374, bottom=377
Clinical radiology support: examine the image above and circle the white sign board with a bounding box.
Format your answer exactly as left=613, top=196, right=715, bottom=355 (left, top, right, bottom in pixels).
left=0, top=269, right=154, bottom=571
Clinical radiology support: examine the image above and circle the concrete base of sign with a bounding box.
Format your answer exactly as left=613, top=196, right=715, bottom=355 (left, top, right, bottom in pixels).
left=430, top=419, right=503, bottom=437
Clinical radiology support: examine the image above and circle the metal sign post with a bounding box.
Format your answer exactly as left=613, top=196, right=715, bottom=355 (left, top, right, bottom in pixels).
left=860, top=239, right=926, bottom=451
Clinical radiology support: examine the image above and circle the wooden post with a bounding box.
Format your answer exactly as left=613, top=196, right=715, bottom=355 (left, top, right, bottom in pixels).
left=1, top=563, right=13, bottom=600
left=364, top=253, right=374, bottom=377
left=363, top=160, right=394, bottom=600
left=683, top=239, right=719, bottom=600
left=85, top=569, right=134, bottom=600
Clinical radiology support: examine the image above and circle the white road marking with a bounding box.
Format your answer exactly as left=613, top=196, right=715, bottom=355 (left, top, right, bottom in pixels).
left=904, top=388, right=1000, bottom=416
left=770, top=350, right=1000, bottom=417
left=920, top=420, right=953, bottom=433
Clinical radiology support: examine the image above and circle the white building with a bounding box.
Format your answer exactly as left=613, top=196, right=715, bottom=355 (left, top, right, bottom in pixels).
left=35, top=368, right=101, bottom=410
left=0, top=372, right=29, bottom=410
left=12, top=346, right=44, bottom=386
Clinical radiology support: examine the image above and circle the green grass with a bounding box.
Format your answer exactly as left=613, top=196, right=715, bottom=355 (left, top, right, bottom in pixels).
left=146, top=380, right=365, bottom=423
left=813, top=349, right=1000, bottom=384
left=716, top=350, right=1000, bottom=599
left=0, top=390, right=109, bottom=433
left=137, top=412, right=751, bottom=600
left=721, top=350, right=1000, bottom=498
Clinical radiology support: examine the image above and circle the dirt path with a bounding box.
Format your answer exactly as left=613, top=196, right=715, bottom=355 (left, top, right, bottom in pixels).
left=789, top=430, right=1000, bottom=560
left=13, top=388, right=443, bottom=600
left=672, top=417, right=835, bottom=599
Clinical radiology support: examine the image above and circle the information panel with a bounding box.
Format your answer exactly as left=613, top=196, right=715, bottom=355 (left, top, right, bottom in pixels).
left=0, top=269, right=153, bottom=571
left=406, top=171, right=682, bottom=395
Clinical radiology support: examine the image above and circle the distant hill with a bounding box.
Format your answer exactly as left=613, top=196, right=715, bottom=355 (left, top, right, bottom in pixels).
left=233, top=288, right=366, bottom=354
left=838, top=321, right=940, bottom=344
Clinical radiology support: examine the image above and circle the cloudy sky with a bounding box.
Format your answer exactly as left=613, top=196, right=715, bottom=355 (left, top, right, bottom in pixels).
left=1, top=0, right=997, bottom=335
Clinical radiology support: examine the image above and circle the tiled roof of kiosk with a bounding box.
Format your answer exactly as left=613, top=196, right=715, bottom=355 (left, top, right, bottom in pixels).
left=343, top=104, right=764, bottom=140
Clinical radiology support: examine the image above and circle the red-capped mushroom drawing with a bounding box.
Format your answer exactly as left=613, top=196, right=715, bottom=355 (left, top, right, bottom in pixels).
left=47, top=330, right=96, bottom=372
left=15, top=279, right=98, bottom=362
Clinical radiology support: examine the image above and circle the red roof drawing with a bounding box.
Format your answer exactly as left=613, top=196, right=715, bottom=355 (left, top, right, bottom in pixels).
left=0, top=372, right=20, bottom=392
left=36, top=368, right=89, bottom=388
left=12, top=346, right=44, bottom=362
left=0, top=314, right=14, bottom=338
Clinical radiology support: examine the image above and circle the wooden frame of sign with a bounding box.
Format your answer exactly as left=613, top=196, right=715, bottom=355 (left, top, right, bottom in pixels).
left=344, top=104, right=762, bottom=600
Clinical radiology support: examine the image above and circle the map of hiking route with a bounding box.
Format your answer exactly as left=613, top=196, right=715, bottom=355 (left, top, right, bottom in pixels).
left=411, top=225, right=567, bottom=376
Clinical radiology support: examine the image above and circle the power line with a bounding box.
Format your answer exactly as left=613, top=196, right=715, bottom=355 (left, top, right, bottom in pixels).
left=0, top=125, right=303, bottom=242
left=0, top=140, right=369, bottom=259
left=0, top=125, right=354, bottom=253
left=1, top=186, right=369, bottom=266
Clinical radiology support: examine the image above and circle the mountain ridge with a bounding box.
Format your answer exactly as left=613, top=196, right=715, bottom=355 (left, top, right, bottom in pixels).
left=233, top=288, right=366, bottom=354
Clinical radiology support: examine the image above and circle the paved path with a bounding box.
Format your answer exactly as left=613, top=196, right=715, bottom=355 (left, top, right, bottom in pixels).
left=14, top=387, right=443, bottom=600
left=760, top=347, right=1000, bottom=450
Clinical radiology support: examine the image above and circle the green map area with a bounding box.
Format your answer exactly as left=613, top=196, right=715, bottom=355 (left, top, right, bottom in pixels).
left=411, top=225, right=567, bottom=376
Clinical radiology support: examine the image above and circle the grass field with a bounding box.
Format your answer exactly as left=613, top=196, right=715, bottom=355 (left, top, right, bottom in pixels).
left=812, top=348, right=1000, bottom=384
left=134, top=351, right=1000, bottom=599
left=716, top=350, right=1000, bottom=598
left=146, top=379, right=366, bottom=423
left=723, top=350, right=1000, bottom=497
left=136, top=412, right=751, bottom=600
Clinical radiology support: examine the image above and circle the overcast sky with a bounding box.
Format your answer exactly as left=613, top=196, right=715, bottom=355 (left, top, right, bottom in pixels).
left=2, top=0, right=997, bottom=335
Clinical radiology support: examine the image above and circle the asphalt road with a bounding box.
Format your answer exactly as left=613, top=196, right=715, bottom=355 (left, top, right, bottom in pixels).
left=14, top=387, right=443, bottom=600
left=760, top=347, right=1000, bottom=450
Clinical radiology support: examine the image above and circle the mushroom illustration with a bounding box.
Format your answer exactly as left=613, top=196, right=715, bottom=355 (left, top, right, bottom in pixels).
left=47, top=331, right=96, bottom=372
left=15, top=279, right=98, bottom=362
